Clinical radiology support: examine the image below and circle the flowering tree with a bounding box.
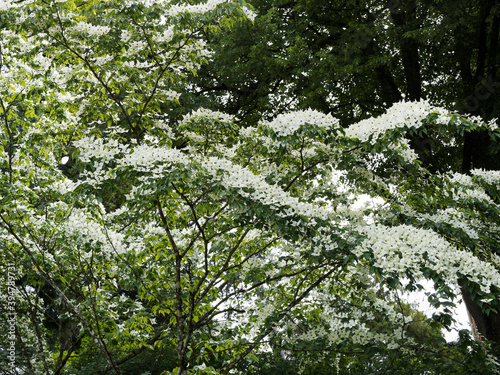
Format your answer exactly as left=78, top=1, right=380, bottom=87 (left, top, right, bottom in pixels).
left=1, top=1, right=500, bottom=374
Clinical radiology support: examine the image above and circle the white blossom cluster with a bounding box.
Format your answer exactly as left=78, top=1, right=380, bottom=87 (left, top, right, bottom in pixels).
left=345, top=100, right=439, bottom=143
left=165, top=0, right=241, bottom=17
left=120, top=145, right=187, bottom=169
left=70, top=21, right=111, bottom=38
left=263, top=109, right=340, bottom=137
left=487, top=118, right=499, bottom=131
left=250, top=302, right=276, bottom=329
left=74, top=136, right=130, bottom=163
left=471, top=168, right=500, bottom=186
left=110, top=141, right=331, bottom=222
left=357, top=224, right=500, bottom=294
left=321, top=311, right=402, bottom=348
left=0, top=53, right=47, bottom=94
left=62, top=209, right=120, bottom=255
left=48, top=64, right=83, bottom=87
left=0, top=0, right=36, bottom=10
left=62, top=206, right=147, bottom=258
left=51, top=178, right=77, bottom=195
left=152, top=26, right=175, bottom=44
left=241, top=5, right=256, bottom=22
left=447, top=172, right=492, bottom=201
left=275, top=266, right=412, bottom=351
left=203, top=156, right=330, bottom=220
left=309, top=232, right=339, bottom=256
left=180, top=108, right=234, bottom=126
left=388, top=138, right=419, bottom=162
left=93, top=54, right=114, bottom=67
left=416, top=208, right=480, bottom=240
left=124, top=40, right=149, bottom=57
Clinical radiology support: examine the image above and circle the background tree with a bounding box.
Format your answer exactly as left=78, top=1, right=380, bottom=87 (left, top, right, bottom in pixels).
left=192, top=0, right=499, bottom=124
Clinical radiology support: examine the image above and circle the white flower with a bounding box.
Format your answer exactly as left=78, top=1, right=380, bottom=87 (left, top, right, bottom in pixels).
left=94, top=55, right=113, bottom=66
left=120, top=30, right=132, bottom=43
left=153, top=27, right=175, bottom=43
left=264, top=109, right=339, bottom=137
left=358, top=224, right=500, bottom=294
left=166, top=0, right=230, bottom=16
left=242, top=6, right=256, bottom=22
left=71, top=21, right=111, bottom=38
left=471, top=168, right=500, bottom=185
left=52, top=179, right=76, bottom=195
left=487, top=118, right=498, bottom=132
left=345, top=100, right=437, bottom=143
left=74, top=136, right=130, bottom=162
left=180, top=108, right=234, bottom=126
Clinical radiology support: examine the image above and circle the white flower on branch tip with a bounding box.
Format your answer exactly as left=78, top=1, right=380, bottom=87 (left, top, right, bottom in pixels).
left=359, top=224, right=500, bottom=294
left=447, top=171, right=492, bottom=202
left=263, top=109, right=340, bottom=137
left=166, top=0, right=230, bottom=16
left=345, top=100, right=438, bottom=142
left=70, top=21, right=111, bottom=38
left=471, top=168, right=500, bottom=186
left=180, top=108, right=234, bottom=126
left=74, top=136, right=130, bottom=162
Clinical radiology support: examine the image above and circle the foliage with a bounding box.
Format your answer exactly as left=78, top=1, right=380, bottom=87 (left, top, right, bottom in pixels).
left=191, top=0, right=500, bottom=170
left=1, top=1, right=500, bottom=375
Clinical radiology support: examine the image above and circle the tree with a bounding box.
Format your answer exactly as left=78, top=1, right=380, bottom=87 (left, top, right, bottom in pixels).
left=1, top=1, right=500, bottom=375
left=192, top=0, right=500, bottom=123
left=190, top=0, right=500, bottom=343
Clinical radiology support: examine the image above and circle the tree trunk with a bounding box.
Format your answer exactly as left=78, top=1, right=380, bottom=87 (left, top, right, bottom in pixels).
left=388, top=0, right=422, bottom=101
left=458, top=0, right=500, bottom=346
left=459, top=279, right=500, bottom=346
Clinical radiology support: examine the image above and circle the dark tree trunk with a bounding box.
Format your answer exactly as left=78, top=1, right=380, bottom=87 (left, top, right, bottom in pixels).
left=457, top=0, right=500, bottom=346
left=388, top=0, right=422, bottom=101
left=460, top=279, right=500, bottom=345
left=375, top=66, right=403, bottom=105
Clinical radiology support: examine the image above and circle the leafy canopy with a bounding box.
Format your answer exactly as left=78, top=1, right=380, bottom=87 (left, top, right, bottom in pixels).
left=1, top=1, right=500, bottom=374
